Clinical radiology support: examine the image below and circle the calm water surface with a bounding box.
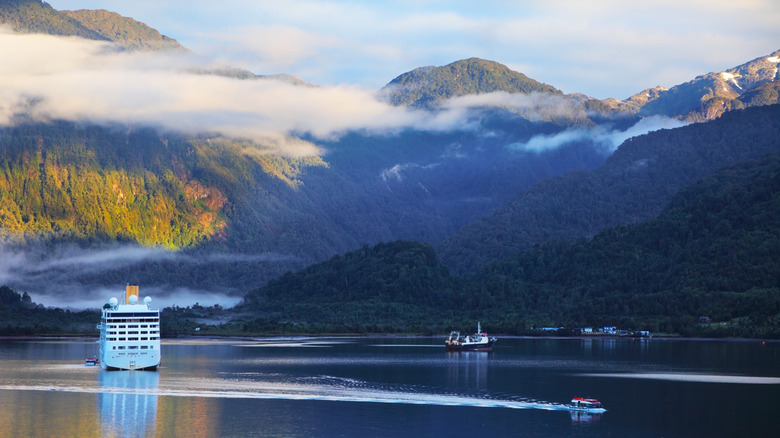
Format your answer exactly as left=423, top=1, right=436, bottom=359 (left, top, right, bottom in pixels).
left=0, top=336, right=778, bottom=437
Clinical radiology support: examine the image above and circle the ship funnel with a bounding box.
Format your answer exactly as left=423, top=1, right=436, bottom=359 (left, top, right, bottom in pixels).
left=125, top=284, right=139, bottom=304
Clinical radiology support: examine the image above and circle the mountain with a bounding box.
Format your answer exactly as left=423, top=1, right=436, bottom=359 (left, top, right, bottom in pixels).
left=636, top=50, right=780, bottom=120
left=0, top=0, right=104, bottom=39
left=438, top=104, right=780, bottom=275
left=381, top=58, right=563, bottom=109
left=62, top=9, right=184, bottom=51
left=379, top=58, right=635, bottom=127
left=0, top=0, right=183, bottom=50
left=1, top=1, right=778, bottom=325
left=239, top=240, right=472, bottom=333
left=0, top=114, right=611, bottom=302
left=238, top=153, right=780, bottom=337
left=379, top=52, right=780, bottom=126
left=3, top=152, right=778, bottom=337
left=472, top=153, right=780, bottom=337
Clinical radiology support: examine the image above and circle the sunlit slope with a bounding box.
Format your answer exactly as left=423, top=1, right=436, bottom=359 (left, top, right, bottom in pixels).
left=0, top=122, right=325, bottom=248
left=382, top=58, right=563, bottom=108
left=0, top=0, right=183, bottom=50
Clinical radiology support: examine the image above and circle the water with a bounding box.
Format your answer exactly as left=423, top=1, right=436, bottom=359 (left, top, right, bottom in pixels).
left=1, top=336, right=778, bottom=437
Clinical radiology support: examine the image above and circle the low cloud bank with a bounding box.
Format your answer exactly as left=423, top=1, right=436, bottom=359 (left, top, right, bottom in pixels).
left=509, top=116, right=688, bottom=153
left=0, top=242, right=291, bottom=309
left=0, top=31, right=437, bottom=155
left=1, top=31, right=677, bottom=157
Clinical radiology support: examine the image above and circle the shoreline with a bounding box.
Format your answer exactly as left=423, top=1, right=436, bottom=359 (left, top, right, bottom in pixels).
left=2, top=334, right=778, bottom=344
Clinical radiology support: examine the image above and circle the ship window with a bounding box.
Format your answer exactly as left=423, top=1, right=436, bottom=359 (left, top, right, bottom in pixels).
left=140, top=331, right=148, bottom=334
left=128, top=337, right=139, bottom=341
left=128, top=346, right=138, bottom=349
left=112, top=346, right=116, bottom=350
left=141, top=346, right=148, bottom=349
left=141, top=337, right=148, bottom=341
left=118, top=346, right=125, bottom=350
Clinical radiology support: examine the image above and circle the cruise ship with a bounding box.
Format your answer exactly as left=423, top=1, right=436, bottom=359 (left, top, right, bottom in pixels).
left=97, top=285, right=161, bottom=371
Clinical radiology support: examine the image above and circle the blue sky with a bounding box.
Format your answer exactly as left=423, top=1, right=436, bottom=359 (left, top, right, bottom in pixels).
left=46, top=0, right=779, bottom=99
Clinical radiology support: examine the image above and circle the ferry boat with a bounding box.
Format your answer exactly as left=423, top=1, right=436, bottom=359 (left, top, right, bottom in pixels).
left=445, top=322, right=497, bottom=352
left=97, top=285, right=161, bottom=371
left=569, top=397, right=606, bottom=413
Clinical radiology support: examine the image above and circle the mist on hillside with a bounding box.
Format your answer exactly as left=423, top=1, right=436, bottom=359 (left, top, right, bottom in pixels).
left=0, top=242, right=296, bottom=310
left=0, top=30, right=679, bottom=157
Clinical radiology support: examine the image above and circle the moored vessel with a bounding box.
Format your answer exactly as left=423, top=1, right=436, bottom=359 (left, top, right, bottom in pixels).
left=445, top=322, right=497, bottom=352
left=97, top=285, right=161, bottom=371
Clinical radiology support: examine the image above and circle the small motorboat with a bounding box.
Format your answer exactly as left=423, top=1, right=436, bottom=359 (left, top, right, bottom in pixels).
left=85, top=357, right=98, bottom=366
left=569, top=397, right=606, bottom=412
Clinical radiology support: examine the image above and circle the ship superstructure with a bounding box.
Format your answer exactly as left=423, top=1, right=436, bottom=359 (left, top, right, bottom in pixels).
left=98, top=285, right=161, bottom=371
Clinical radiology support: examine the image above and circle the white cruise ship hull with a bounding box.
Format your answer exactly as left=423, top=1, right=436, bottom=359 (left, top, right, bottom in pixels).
left=100, top=349, right=160, bottom=371
left=98, top=286, right=162, bottom=371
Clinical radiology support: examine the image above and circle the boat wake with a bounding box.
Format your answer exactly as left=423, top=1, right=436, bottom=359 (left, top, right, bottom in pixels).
left=0, top=380, right=570, bottom=411
left=580, top=373, right=780, bottom=384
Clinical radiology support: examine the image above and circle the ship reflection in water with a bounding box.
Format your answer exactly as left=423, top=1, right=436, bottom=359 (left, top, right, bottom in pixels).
left=570, top=410, right=603, bottom=424
left=446, top=351, right=489, bottom=391
left=99, top=370, right=159, bottom=437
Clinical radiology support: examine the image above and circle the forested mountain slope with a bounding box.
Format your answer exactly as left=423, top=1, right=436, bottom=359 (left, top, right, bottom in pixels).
left=438, top=104, right=780, bottom=275
left=382, top=58, right=563, bottom=108
left=238, top=154, right=780, bottom=337
left=473, top=153, right=780, bottom=337
left=0, top=0, right=183, bottom=50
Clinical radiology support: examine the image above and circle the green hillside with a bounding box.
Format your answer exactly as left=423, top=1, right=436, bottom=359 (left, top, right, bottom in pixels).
left=438, top=104, right=780, bottom=275
left=240, top=241, right=474, bottom=333
left=237, top=154, right=780, bottom=337
left=0, top=0, right=183, bottom=50
left=382, top=58, right=563, bottom=108
left=473, top=153, right=780, bottom=337
left=63, top=9, right=184, bottom=51
left=0, top=0, right=105, bottom=39
left=0, top=122, right=325, bottom=248
left=0, top=285, right=98, bottom=335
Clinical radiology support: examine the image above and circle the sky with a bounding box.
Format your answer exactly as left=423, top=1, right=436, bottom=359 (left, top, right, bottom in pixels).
left=44, top=0, right=779, bottom=100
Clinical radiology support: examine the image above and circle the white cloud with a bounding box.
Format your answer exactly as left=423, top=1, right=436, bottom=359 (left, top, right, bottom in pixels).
left=0, top=31, right=426, bottom=155
left=0, top=31, right=614, bottom=156
left=509, top=116, right=688, bottom=153
left=43, top=0, right=780, bottom=99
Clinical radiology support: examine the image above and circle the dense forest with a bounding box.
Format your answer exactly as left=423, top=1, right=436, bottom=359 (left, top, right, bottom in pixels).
left=0, top=122, right=328, bottom=248
left=0, top=285, right=97, bottom=335
left=438, top=104, right=780, bottom=275
left=234, top=154, right=780, bottom=337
